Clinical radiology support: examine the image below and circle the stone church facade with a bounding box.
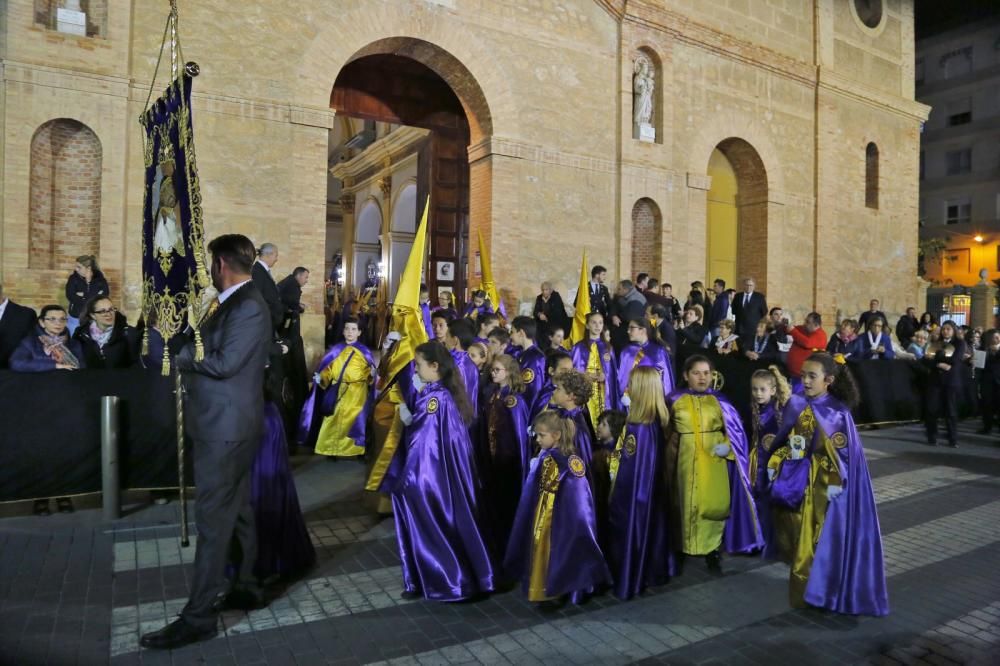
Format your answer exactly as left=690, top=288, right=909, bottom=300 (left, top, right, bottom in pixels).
left=0, top=0, right=928, bottom=356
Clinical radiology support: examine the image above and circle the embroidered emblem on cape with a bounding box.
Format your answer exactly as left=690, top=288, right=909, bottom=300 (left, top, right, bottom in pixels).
left=568, top=455, right=586, bottom=477
left=603, top=352, right=611, bottom=361
left=521, top=368, right=535, bottom=383
left=624, top=434, right=637, bottom=456
left=426, top=397, right=439, bottom=414
left=504, top=395, right=517, bottom=409
left=831, top=432, right=848, bottom=448
left=761, top=433, right=776, bottom=451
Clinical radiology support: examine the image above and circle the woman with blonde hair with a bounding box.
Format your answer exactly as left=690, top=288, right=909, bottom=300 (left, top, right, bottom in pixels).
left=606, top=366, right=672, bottom=599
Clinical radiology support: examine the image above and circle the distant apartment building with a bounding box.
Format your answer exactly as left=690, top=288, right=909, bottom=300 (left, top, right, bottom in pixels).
left=918, top=15, right=1000, bottom=313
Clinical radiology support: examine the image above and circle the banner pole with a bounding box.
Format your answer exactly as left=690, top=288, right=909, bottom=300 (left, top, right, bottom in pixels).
left=175, top=367, right=190, bottom=547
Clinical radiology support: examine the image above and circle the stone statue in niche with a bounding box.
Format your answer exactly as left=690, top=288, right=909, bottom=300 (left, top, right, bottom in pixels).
left=633, top=54, right=656, bottom=143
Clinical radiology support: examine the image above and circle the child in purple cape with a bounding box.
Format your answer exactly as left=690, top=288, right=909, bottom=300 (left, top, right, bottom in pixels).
left=747, top=365, right=792, bottom=558
left=766, top=352, right=888, bottom=616
left=389, top=342, right=496, bottom=601
left=504, top=410, right=609, bottom=606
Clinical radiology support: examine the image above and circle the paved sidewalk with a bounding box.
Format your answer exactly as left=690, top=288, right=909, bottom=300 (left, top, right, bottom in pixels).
left=2, top=421, right=999, bottom=665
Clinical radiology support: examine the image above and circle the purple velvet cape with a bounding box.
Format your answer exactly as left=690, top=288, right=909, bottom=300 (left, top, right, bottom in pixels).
left=296, top=342, right=376, bottom=447
left=451, top=349, right=480, bottom=416
left=666, top=388, right=764, bottom=554
left=463, top=302, right=494, bottom=320
left=607, top=421, right=673, bottom=600
left=518, top=345, right=547, bottom=409
left=530, top=380, right=556, bottom=423
left=750, top=401, right=782, bottom=559
left=571, top=338, right=619, bottom=410
left=503, top=449, right=610, bottom=601
left=770, top=393, right=889, bottom=616
left=387, top=381, right=496, bottom=601
left=421, top=302, right=434, bottom=340
left=617, top=341, right=674, bottom=400
left=252, top=402, right=316, bottom=580
left=476, top=386, right=531, bottom=557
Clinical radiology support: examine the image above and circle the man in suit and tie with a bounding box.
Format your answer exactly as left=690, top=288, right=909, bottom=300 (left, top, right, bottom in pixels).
left=252, top=242, right=284, bottom=335
left=584, top=264, right=611, bottom=317
left=141, top=234, right=272, bottom=650
left=732, top=277, right=768, bottom=341
left=0, top=283, right=37, bottom=369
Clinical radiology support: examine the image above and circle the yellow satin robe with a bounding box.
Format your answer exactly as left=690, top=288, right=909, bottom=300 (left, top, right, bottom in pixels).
left=527, top=455, right=560, bottom=602
left=363, top=381, right=403, bottom=515
left=584, top=342, right=606, bottom=429
left=767, top=406, right=845, bottom=607
left=315, top=347, right=372, bottom=457
left=672, top=393, right=735, bottom=555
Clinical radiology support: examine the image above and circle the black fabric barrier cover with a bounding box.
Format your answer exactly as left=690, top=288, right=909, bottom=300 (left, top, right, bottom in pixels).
left=0, top=358, right=978, bottom=502
left=0, top=368, right=192, bottom=502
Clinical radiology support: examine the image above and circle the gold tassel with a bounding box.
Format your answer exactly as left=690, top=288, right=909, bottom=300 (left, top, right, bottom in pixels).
left=161, top=345, right=171, bottom=377
left=141, top=326, right=149, bottom=356
left=194, top=328, right=204, bottom=362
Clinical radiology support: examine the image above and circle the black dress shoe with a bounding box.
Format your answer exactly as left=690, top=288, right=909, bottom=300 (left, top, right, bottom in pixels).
left=33, top=499, right=50, bottom=516
left=947, top=442, right=958, bottom=448
left=140, top=618, right=216, bottom=650
left=400, top=589, right=422, bottom=600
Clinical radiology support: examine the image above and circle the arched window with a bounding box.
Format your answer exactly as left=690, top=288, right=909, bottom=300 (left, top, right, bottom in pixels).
left=29, top=119, right=102, bottom=269
left=631, top=198, right=662, bottom=276
left=865, top=142, right=879, bottom=210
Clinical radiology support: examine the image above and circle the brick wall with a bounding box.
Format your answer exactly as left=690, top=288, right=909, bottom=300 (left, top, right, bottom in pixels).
left=29, top=119, right=102, bottom=273
left=631, top=198, right=661, bottom=278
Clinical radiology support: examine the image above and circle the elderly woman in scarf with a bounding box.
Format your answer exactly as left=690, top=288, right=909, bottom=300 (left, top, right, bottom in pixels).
left=10, top=304, right=86, bottom=372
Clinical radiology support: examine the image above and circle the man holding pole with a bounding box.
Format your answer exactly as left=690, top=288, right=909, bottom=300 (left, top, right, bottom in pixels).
left=141, top=234, right=271, bottom=650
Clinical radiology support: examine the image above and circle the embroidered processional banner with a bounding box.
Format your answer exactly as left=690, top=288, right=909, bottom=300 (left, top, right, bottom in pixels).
left=139, top=72, right=210, bottom=374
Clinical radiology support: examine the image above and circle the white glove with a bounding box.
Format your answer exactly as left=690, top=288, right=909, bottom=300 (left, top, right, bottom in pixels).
left=712, top=443, right=731, bottom=458
left=398, top=402, right=413, bottom=426
left=767, top=468, right=777, bottom=482
left=620, top=395, right=631, bottom=408
left=312, top=372, right=322, bottom=387
left=412, top=374, right=425, bottom=392
left=826, top=484, right=844, bottom=501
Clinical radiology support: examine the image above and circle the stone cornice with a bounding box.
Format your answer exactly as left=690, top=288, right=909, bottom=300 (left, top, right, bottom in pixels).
left=468, top=135, right=616, bottom=174
left=818, top=69, right=930, bottom=123
left=330, top=127, right=429, bottom=183
left=1, top=60, right=131, bottom=97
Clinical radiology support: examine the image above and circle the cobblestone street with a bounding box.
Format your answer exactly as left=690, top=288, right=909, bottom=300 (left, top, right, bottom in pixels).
left=2, top=421, right=999, bottom=666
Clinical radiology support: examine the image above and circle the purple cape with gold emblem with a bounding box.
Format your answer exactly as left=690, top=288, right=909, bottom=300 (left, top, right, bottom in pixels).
left=503, top=449, right=610, bottom=601
left=477, top=386, right=531, bottom=556
left=462, top=302, right=494, bottom=320
left=571, top=337, right=618, bottom=410
left=387, top=381, right=496, bottom=601
left=451, top=348, right=480, bottom=416
left=607, top=421, right=673, bottom=600
left=296, top=341, right=376, bottom=447
left=517, top=345, right=546, bottom=409
left=617, top=341, right=674, bottom=400
left=771, top=393, right=889, bottom=616
left=667, top=388, right=763, bottom=554
left=530, top=380, right=555, bottom=422
left=750, top=400, right=782, bottom=558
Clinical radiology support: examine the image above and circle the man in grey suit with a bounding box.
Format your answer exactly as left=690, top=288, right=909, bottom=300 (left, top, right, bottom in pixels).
left=141, top=234, right=272, bottom=650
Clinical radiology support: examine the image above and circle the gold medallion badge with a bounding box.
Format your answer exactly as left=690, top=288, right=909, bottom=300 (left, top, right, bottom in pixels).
left=603, top=352, right=611, bottom=361
left=522, top=368, right=535, bottom=383
left=426, top=397, right=439, bottom=414
left=831, top=432, right=848, bottom=448
left=568, top=455, right=586, bottom=477
left=624, top=434, right=637, bottom=456
left=505, top=395, right=518, bottom=409
left=761, top=433, right=776, bottom=452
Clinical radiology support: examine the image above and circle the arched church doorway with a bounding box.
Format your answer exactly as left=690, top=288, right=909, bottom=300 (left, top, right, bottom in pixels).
left=630, top=197, right=662, bottom=278
left=705, top=138, right=768, bottom=289
left=329, top=39, right=492, bottom=304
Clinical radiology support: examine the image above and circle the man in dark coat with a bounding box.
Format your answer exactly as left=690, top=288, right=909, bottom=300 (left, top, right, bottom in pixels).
left=251, top=242, right=284, bottom=337
left=731, top=277, right=768, bottom=341
left=277, top=267, right=311, bottom=436
left=0, top=283, right=36, bottom=369
left=858, top=299, right=887, bottom=334
left=140, top=234, right=272, bottom=650
left=581, top=264, right=611, bottom=318
left=895, top=306, right=919, bottom=348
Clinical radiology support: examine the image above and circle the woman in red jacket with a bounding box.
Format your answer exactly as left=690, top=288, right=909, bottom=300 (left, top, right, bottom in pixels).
left=787, top=312, right=828, bottom=379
